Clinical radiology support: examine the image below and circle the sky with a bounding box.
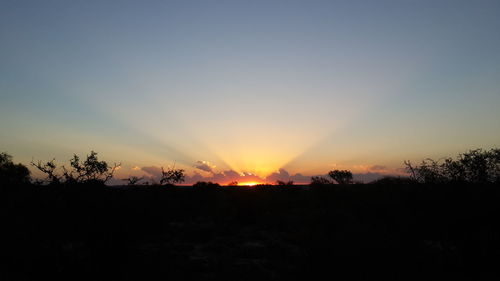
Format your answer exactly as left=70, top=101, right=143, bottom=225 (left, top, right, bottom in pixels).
left=1, top=0, right=500, bottom=184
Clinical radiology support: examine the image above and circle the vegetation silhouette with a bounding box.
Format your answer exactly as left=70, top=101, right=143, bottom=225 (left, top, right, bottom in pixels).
left=0, top=152, right=30, bottom=186
left=276, top=180, right=294, bottom=186
left=122, top=176, right=147, bottom=186
left=159, top=165, right=185, bottom=185
left=405, top=148, right=500, bottom=184
left=31, top=150, right=120, bottom=185
left=3, top=147, right=500, bottom=280
left=369, top=175, right=414, bottom=185
left=193, top=181, right=220, bottom=190
left=310, top=175, right=333, bottom=186
left=310, top=169, right=354, bottom=187
left=328, top=169, right=353, bottom=184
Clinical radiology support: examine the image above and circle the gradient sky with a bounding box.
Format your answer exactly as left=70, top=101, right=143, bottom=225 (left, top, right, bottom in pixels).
left=1, top=0, right=500, bottom=184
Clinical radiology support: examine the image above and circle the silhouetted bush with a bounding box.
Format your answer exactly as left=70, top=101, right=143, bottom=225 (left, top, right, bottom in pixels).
left=122, top=176, right=145, bottom=186
left=193, top=181, right=220, bottom=189
left=31, top=150, right=119, bottom=185
left=310, top=176, right=333, bottom=186
left=310, top=170, right=354, bottom=186
left=405, top=148, right=500, bottom=184
left=328, top=169, right=353, bottom=184
left=0, top=152, right=30, bottom=185
left=276, top=180, right=294, bottom=186
left=159, top=166, right=185, bottom=185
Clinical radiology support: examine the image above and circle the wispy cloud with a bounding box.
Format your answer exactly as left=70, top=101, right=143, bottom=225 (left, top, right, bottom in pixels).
left=141, top=166, right=162, bottom=180
left=194, top=160, right=216, bottom=173
left=369, top=165, right=387, bottom=172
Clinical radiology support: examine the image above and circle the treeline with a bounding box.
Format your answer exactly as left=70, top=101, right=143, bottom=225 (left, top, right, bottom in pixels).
left=2, top=148, right=500, bottom=280
left=1, top=151, right=185, bottom=187
left=405, top=148, right=500, bottom=184
left=1, top=148, right=500, bottom=187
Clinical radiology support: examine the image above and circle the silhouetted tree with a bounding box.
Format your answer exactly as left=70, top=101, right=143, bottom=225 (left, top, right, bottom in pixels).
left=31, top=158, right=60, bottom=184
left=193, top=181, right=220, bottom=189
left=64, top=151, right=119, bottom=184
left=228, top=181, right=238, bottom=186
left=328, top=170, right=353, bottom=184
left=405, top=148, right=500, bottom=184
left=404, top=159, right=446, bottom=184
left=122, top=176, right=145, bottom=186
left=310, top=176, right=332, bottom=186
left=276, top=180, right=294, bottom=186
left=160, top=166, right=185, bottom=185
left=0, top=152, right=30, bottom=185
left=31, top=151, right=120, bottom=185
left=459, top=148, right=496, bottom=183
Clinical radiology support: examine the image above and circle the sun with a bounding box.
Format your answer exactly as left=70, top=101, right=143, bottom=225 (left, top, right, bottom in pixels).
left=237, top=181, right=262, bottom=186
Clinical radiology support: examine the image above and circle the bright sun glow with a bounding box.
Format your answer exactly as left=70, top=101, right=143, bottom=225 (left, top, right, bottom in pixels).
left=237, top=182, right=262, bottom=186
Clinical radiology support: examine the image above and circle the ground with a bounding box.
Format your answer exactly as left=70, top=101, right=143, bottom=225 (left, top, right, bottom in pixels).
left=3, top=183, right=500, bottom=280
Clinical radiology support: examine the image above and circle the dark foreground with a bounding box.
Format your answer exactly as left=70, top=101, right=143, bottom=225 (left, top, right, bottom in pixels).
left=3, top=183, right=500, bottom=280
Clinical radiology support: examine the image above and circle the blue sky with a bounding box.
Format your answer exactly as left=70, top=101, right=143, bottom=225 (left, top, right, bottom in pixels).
left=1, top=0, right=499, bottom=183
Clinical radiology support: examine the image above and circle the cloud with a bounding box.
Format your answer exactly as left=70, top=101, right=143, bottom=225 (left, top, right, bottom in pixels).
left=184, top=169, right=263, bottom=185
left=352, top=173, right=386, bottom=183
left=288, top=173, right=312, bottom=183
left=183, top=168, right=313, bottom=185
left=265, top=168, right=290, bottom=182
left=137, top=165, right=270, bottom=185
left=368, top=165, right=387, bottom=172
left=121, top=166, right=402, bottom=186
left=395, top=167, right=409, bottom=174
left=369, top=165, right=387, bottom=172
left=194, top=160, right=216, bottom=173
left=264, top=169, right=313, bottom=184
left=189, top=172, right=204, bottom=183
left=222, top=170, right=240, bottom=178
left=141, top=166, right=162, bottom=180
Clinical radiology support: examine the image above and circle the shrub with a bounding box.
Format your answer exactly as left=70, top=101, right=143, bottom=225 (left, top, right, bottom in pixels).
left=0, top=152, right=30, bottom=185
left=31, top=151, right=120, bottom=185
left=122, top=176, right=145, bottom=186
left=405, top=148, right=500, bottom=184
left=160, top=166, right=185, bottom=185
left=276, top=180, right=294, bottom=186
left=328, top=169, right=353, bottom=184
left=310, top=176, right=333, bottom=186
